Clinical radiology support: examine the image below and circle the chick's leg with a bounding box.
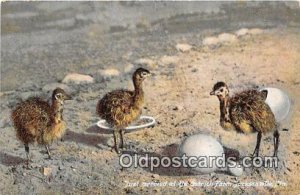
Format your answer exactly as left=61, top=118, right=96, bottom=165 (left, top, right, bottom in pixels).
left=45, top=145, right=52, bottom=159
left=252, top=132, right=262, bottom=157
left=25, top=144, right=30, bottom=162
left=273, top=130, right=280, bottom=157
left=113, top=130, right=120, bottom=154
left=120, top=129, right=125, bottom=149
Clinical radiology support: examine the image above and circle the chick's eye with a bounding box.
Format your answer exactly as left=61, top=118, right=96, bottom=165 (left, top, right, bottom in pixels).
left=55, top=93, right=61, bottom=100
left=220, top=89, right=224, bottom=92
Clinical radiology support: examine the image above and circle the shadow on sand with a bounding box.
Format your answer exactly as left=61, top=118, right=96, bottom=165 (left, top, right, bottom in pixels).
left=64, top=130, right=109, bottom=149
left=86, top=124, right=112, bottom=135
left=0, top=152, right=27, bottom=166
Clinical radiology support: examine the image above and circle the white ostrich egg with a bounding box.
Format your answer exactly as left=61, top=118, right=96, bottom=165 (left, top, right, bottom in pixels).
left=179, top=134, right=224, bottom=174
left=227, top=161, right=244, bottom=177
left=260, top=87, right=291, bottom=122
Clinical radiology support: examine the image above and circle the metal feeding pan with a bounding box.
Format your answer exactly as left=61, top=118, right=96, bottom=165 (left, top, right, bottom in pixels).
left=96, top=115, right=156, bottom=132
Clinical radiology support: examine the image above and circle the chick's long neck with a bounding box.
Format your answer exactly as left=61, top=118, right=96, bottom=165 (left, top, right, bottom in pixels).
left=133, top=78, right=144, bottom=108
left=52, top=99, right=63, bottom=123
left=219, top=95, right=231, bottom=126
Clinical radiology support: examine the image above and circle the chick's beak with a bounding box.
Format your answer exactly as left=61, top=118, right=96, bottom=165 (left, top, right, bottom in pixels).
left=210, top=91, right=215, bottom=95
left=64, top=94, right=72, bottom=100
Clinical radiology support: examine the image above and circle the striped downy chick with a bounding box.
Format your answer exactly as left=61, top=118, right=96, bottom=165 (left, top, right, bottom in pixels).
left=210, top=82, right=279, bottom=157
left=97, top=68, right=151, bottom=153
left=11, top=88, right=71, bottom=162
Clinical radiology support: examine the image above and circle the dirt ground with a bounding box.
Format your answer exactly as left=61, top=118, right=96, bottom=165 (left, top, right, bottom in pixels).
left=1, top=2, right=300, bottom=195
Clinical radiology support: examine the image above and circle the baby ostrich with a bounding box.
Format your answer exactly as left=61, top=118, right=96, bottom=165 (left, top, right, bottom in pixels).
left=11, top=88, right=71, bottom=162
left=210, top=82, right=279, bottom=157
left=97, top=68, right=151, bottom=153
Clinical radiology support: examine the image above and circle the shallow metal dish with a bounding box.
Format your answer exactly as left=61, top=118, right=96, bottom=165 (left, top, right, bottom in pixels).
left=96, top=115, right=156, bottom=132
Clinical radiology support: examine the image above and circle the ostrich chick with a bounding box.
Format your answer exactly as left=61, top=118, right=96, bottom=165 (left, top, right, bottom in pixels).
left=210, top=82, right=279, bottom=157
left=97, top=68, right=151, bottom=153
left=11, top=88, right=71, bottom=161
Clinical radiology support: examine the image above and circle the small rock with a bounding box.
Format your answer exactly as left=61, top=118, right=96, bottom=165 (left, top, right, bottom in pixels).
left=135, top=58, right=156, bottom=68
left=187, top=178, right=197, bottom=185
left=218, top=33, right=237, bottom=43
left=58, top=166, right=65, bottom=170
left=176, top=43, right=192, bottom=52
left=202, top=36, right=219, bottom=46
left=98, top=68, right=120, bottom=77
left=248, top=28, right=264, bottom=35
left=293, top=151, right=300, bottom=156
left=235, top=28, right=249, bottom=36
left=151, top=174, right=160, bottom=179
left=159, top=55, right=179, bottom=66
left=30, top=163, right=41, bottom=169
left=124, top=64, right=134, bottom=73
left=62, top=73, right=94, bottom=84
left=42, top=83, right=71, bottom=93
left=66, top=157, right=77, bottom=162
left=191, top=68, right=198, bottom=73
left=40, top=167, right=52, bottom=176
left=173, top=105, right=183, bottom=111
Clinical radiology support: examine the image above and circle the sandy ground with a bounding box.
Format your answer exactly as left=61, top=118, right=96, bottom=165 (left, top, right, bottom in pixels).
left=1, top=2, right=300, bottom=195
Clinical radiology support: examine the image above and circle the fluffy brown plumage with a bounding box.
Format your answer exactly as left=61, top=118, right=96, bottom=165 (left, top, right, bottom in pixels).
left=11, top=88, right=71, bottom=162
left=97, top=68, right=151, bottom=153
left=210, top=82, right=279, bottom=157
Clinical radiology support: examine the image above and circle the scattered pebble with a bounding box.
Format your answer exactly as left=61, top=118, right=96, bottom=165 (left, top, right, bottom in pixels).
left=202, top=36, right=219, bottom=46
left=98, top=68, right=120, bottom=77
left=293, top=151, right=300, bottom=156
left=58, top=166, right=65, bottom=170
left=159, top=55, right=179, bottom=66
left=124, top=63, right=134, bottom=73
left=191, top=68, right=198, bottom=73
left=187, top=178, right=197, bottom=185
left=176, top=43, right=192, bottom=52
left=173, top=105, right=184, bottom=111
left=62, top=73, right=94, bottom=84
left=235, top=28, right=249, bottom=36
left=218, top=33, right=237, bottom=43
left=40, top=167, right=52, bottom=176
left=135, top=58, right=156, bottom=68
left=151, top=174, right=160, bottom=179
left=248, top=28, right=264, bottom=35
